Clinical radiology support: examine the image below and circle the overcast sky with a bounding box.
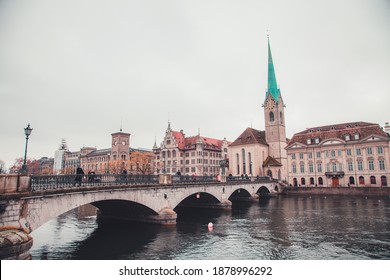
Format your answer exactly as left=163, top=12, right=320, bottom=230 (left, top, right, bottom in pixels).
left=1, top=0, right=389, bottom=169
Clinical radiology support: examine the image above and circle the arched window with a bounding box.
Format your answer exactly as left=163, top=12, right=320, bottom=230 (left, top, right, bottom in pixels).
left=293, top=178, right=298, bottom=187
left=318, top=177, right=323, bottom=185
left=242, top=149, right=246, bottom=174
left=310, top=177, right=314, bottom=185
left=359, top=176, right=365, bottom=185
left=370, top=176, right=376, bottom=185
left=236, top=153, right=240, bottom=175
left=248, top=152, right=252, bottom=175
left=301, top=178, right=306, bottom=186
left=172, top=150, right=176, bottom=157
left=167, top=150, right=171, bottom=158
left=267, top=169, right=273, bottom=178
left=381, top=176, right=387, bottom=186
left=269, top=111, right=274, bottom=122
left=349, top=176, right=355, bottom=185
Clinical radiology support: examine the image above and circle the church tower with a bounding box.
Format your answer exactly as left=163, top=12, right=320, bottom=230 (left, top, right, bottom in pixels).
left=263, top=36, right=287, bottom=180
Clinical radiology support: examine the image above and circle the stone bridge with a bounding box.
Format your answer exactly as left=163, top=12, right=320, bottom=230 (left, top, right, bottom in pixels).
left=0, top=174, right=282, bottom=259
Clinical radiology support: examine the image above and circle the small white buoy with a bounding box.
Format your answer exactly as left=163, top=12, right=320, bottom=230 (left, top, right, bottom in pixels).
left=208, top=222, right=213, bottom=231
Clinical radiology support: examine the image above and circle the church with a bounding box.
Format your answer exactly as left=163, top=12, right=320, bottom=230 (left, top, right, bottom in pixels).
left=228, top=37, right=288, bottom=181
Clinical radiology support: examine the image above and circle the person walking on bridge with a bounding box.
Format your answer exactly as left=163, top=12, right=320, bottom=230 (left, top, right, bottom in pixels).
left=74, top=166, right=84, bottom=187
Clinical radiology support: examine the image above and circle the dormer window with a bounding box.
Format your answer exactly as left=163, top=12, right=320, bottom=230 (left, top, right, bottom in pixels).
left=314, top=137, right=320, bottom=144
left=354, top=133, right=360, bottom=140
left=345, top=134, right=351, bottom=141
left=306, top=139, right=312, bottom=145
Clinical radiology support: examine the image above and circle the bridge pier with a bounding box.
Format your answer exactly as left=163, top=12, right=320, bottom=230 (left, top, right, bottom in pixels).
left=0, top=228, right=33, bottom=259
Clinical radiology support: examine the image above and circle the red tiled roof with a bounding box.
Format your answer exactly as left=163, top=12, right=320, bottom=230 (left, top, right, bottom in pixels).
left=288, top=121, right=389, bottom=146
left=171, top=131, right=229, bottom=151
left=229, top=127, right=268, bottom=147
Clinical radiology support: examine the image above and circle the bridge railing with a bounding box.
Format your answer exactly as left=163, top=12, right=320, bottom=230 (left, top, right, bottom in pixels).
left=226, top=176, right=272, bottom=183
left=172, top=175, right=218, bottom=184
left=30, top=174, right=159, bottom=191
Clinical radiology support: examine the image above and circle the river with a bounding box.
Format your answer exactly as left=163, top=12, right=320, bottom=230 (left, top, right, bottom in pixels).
left=30, top=195, right=390, bottom=260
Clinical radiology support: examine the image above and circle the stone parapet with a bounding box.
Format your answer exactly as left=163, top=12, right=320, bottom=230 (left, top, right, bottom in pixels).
left=0, top=175, right=30, bottom=194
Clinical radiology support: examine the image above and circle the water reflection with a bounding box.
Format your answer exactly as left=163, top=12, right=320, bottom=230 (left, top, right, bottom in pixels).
left=30, top=196, right=390, bottom=260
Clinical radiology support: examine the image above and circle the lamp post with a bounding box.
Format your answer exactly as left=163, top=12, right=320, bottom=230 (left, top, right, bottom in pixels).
left=20, top=124, right=33, bottom=175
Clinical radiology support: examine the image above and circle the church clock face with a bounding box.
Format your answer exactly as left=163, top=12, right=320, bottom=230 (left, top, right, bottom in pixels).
left=265, top=99, right=275, bottom=110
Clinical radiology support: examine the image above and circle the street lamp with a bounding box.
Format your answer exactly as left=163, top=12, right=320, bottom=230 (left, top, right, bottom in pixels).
left=20, top=124, right=33, bottom=175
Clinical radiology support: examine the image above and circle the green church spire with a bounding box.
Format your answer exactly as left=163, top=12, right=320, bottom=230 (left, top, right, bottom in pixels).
left=266, top=36, right=281, bottom=103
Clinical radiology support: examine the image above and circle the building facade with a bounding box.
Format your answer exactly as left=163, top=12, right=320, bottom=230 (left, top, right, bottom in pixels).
left=286, top=122, right=390, bottom=187
left=58, top=130, right=153, bottom=175
left=153, top=123, right=229, bottom=176
left=228, top=37, right=288, bottom=180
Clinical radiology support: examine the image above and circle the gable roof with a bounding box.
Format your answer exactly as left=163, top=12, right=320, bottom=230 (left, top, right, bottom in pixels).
left=229, top=127, right=268, bottom=147
left=263, top=156, right=282, bottom=167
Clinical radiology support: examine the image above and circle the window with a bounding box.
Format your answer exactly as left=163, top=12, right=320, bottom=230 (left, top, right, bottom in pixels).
left=368, top=160, right=374, bottom=171
left=291, top=153, right=296, bottom=160
left=309, top=163, right=314, bottom=173
left=332, top=163, right=337, bottom=172
left=300, top=164, right=305, bottom=173
left=317, top=163, right=322, bottom=172
left=307, top=139, right=312, bottom=145
left=318, top=177, right=323, bottom=185
left=359, top=176, right=365, bottom=185
left=379, top=160, right=385, bottom=170
left=280, top=112, right=283, bottom=124
left=315, top=137, right=320, bottom=144
left=316, top=151, right=321, bottom=158
left=292, top=164, right=297, bottom=173
left=345, top=134, right=350, bottom=141
left=381, top=176, right=388, bottom=187
left=325, top=151, right=329, bottom=157
left=331, top=150, right=336, bottom=157
left=354, top=133, right=360, bottom=140
left=377, top=147, right=384, bottom=154
left=242, top=149, right=246, bottom=174
left=339, top=163, right=343, bottom=171
left=301, top=178, right=306, bottom=186
left=357, top=161, right=363, bottom=171
left=367, top=147, right=372, bottom=155
left=338, top=150, right=342, bottom=157
left=356, top=148, right=361, bottom=156
left=310, top=177, right=314, bottom=185
left=349, top=176, right=355, bottom=185
left=326, top=163, right=330, bottom=172
left=370, top=176, right=376, bottom=185
left=299, top=153, right=304, bottom=159
left=269, top=111, right=274, bottom=122
left=348, top=162, right=353, bottom=171
left=308, top=152, right=313, bottom=159
left=236, top=153, right=240, bottom=174
left=346, top=149, right=352, bottom=156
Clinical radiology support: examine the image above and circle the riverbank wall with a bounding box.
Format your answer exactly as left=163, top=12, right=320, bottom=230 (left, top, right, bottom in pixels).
left=283, top=186, right=390, bottom=197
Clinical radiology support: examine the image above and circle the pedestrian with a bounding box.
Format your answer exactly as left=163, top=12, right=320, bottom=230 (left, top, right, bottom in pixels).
left=74, top=166, right=84, bottom=186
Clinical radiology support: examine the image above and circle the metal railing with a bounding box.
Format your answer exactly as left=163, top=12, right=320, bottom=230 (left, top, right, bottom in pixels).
left=30, top=174, right=276, bottom=192
left=226, top=175, right=272, bottom=183
left=172, top=175, right=218, bottom=184
left=30, top=174, right=159, bottom=191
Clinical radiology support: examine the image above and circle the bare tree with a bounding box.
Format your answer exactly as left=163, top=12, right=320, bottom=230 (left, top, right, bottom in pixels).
left=0, top=160, right=6, bottom=174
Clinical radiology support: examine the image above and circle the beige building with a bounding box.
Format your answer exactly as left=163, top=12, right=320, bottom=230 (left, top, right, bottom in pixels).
left=228, top=37, right=288, bottom=180
left=286, top=122, right=390, bottom=187
left=61, top=130, right=153, bottom=175
left=153, top=122, right=229, bottom=176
